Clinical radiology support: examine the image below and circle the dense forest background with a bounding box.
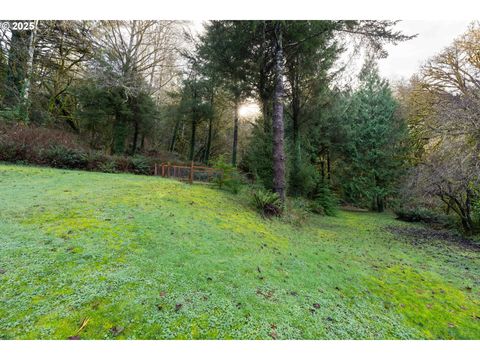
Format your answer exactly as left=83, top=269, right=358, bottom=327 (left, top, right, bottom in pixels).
left=0, top=20, right=479, bottom=235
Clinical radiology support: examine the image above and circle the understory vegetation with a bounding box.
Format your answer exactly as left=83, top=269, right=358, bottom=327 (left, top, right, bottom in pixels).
left=0, top=165, right=479, bottom=339
left=0, top=123, right=179, bottom=174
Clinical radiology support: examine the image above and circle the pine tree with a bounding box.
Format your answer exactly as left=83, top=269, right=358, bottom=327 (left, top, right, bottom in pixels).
left=338, top=61, right=407, bottom=211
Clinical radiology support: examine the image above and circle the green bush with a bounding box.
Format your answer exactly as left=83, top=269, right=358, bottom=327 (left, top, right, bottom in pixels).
left=240, top=125, right=273, bottom=190
left=98, top=160, right=118, bottom=173
left=310, top=182, right=338, bottom=216
left=394, top=207, right=455, bottom=228
left=289, top=159, right=319, bottom=197
left=0, top=107, right=24, bottom=123
left=283, top=197, right=310, bottom=227
left=251, top=188, right=282, bottom=218
left=213, top=156, right=242, bottom=194
left=0, top=123, right=167, bottom=177
left=0, top=141, right=22, bottom=162
left=395, top=207, right=435, bottom=223
left=82, top=152, right=108, bottom=171
left=130, top=155, right=151, bottom=175
left=41, top=146, right=88, bottom=169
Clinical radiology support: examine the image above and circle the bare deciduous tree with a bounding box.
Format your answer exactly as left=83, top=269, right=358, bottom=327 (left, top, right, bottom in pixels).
left=401, top=22, right=480, bottom=233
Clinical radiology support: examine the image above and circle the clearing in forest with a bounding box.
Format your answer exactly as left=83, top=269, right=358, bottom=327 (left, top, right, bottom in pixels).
left=0, top=164, right=478, bottom=339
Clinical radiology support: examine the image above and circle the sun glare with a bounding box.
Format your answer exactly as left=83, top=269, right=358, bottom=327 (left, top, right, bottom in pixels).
left=238, top=102, right=261, bottom=118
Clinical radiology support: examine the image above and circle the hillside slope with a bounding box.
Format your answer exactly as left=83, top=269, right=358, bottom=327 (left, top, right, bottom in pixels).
left=0, top=164, right=479, bottom=339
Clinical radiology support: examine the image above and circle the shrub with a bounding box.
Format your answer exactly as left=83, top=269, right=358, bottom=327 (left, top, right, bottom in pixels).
left=130, top=155, right=151, bottom=175
left=473, top=206, right=480, bottom=231
left=0, top=122, right=85, bottom=150
left=282, top=197, right=310, bottom=227
left=394, top=207, right=455, bottom=228
left=251, top=188, right=282, bottom=218
left=471, top=188, right=480, bottom=234
left=310, top=182, right=338, bottom=216
left=82, top=151, right=108, bottom=171
left=240, top=125, right=273, bottom=190
left=0, top=107, right=26, bottom=123
left=0, top=123, right=174, bottom=177
left=41, top=146, right=88, bottom=169
left=0, top=141, right=23, bottom=162
left=98, top=160, right=118, bottom=173
left=289, top=159, right=319, bottom=197
left=113, top=156, right=131, bottom=173
left=213, top=156, right=242, bottom=194
left=395, top=207, right=436, bottom=223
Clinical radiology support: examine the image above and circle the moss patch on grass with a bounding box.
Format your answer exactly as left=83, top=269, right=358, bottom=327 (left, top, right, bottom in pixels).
left=369, top=265, right=479, bottom=339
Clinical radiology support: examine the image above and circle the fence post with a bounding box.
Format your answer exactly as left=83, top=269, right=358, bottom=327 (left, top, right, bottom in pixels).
left=154, top=163, right=158, bottom=176
left=167, top=162, right=171, bottom=177
left=189, top=161, right=194, bottom=184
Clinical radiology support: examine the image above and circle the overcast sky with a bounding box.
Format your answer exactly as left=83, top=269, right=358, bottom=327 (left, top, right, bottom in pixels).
left=378, top=20, right=473, bottom=82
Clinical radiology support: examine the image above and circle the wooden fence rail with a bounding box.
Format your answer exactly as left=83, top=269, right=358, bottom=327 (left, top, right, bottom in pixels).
left=154, top=162, right=223, bottom=184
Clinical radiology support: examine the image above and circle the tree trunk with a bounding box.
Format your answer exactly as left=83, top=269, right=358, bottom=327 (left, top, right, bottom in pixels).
left=376, top=196, right=385, bottom=213
left=205, top=116, right=213, bottom=164
left=443, top=194, right=473, bottom=234
left=21, top=20, right=38, bottom=121
left=169, top=117, right=181, bottom=152
left=204, top=91, right=215, bottom=164
left=292, top=110, right=300, bottom=155
left=326, top=149, right=331, bottom=182
left=272, top=22, right=286, bottom=203
left=291, top=64, right=301, bottom=160
left=112, top=116, right=127, bottom=154
left=232, top=96, right=240, bottom=166
left=291, top=88, right=301, bottom=186
left=189, top=118, right=196, bottom=161
left=463, top=189, right=474, bottom=234
left=131, top=120, right=139, bottom=155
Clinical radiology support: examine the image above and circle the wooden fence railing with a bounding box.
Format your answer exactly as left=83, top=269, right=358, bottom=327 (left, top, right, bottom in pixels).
left=154, top=162, right=223, bottom=184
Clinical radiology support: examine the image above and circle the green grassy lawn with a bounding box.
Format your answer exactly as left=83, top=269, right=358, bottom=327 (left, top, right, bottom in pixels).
left=0, top=163, right=479, bottom=339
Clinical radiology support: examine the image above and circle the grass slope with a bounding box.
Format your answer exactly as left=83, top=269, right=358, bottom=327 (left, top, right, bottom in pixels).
left=0, top=164, right=479, bottom=339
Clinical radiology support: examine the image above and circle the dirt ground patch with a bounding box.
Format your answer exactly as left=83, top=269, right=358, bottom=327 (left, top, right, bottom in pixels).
left=386, top=225, right=480, bottom=251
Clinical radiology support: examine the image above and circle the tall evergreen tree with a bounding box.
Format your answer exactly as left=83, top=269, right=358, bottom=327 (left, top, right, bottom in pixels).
left=338, top=61, right=407, bottom=211
left=198, top=21, right=252, bottom=166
